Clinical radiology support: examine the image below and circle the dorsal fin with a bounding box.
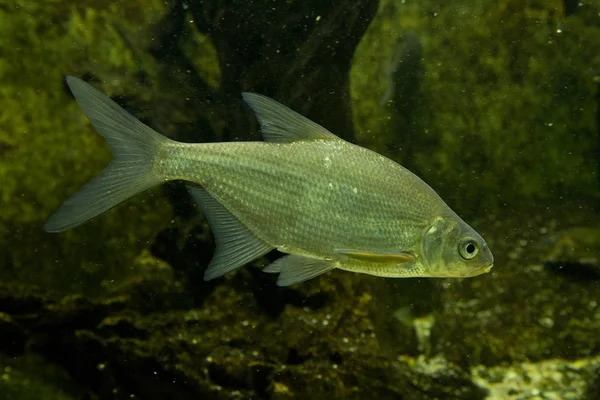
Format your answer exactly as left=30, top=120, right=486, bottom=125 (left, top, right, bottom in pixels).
left=242, top=93, right=340, bottom=143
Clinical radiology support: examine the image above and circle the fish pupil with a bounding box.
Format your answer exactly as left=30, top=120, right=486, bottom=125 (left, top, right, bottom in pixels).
left=466, top=243, right=476, bottom=254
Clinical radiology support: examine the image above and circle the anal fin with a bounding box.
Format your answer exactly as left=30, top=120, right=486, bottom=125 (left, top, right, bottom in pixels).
left=187, top=185, right=273, bottom=280
left=263, top=254, right=335, bottom=286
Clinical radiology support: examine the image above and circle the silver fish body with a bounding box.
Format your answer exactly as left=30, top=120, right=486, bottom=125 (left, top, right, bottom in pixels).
left=45, top=77, right=493, bottom=286
left=168, top=140, right=451, bottom=272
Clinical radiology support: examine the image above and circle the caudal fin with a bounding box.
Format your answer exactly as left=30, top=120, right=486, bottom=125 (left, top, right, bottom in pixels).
left=44, top=76, right=170, bottom=232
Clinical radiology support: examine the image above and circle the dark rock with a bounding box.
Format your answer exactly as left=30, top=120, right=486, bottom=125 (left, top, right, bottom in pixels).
left=543, top=227, right=600, bottom=280
left=0, top=312, right=25, bottom=356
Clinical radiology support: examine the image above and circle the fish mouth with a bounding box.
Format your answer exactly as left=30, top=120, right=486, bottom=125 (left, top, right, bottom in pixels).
left=480, top=263, right=494, bottom=274
left=468, top=263, right=493, bottom=276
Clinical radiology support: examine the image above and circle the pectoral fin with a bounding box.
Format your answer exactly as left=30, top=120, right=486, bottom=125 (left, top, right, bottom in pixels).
left=334, top=249, right=415, bottom=264
left=263, top=254, right=335, bottom=286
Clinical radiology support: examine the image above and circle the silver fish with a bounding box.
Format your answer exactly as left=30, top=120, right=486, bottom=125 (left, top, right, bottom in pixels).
left=45, top=76, right=494, bottom=286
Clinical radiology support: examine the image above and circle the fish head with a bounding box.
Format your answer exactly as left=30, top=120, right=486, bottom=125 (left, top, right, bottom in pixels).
left=420, top=216, right=494, bottom=278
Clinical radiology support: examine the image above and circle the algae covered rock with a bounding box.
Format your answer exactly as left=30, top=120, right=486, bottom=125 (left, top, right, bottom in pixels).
left=472, top=356, right=600, bottom=400
left=0, top=276, right=488, bottom=399
left=543, top=226, right=600, bottom=279
left=0, top=353, right=84, bottom=400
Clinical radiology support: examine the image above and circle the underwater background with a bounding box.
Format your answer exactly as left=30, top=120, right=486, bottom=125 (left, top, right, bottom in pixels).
left=1, top=0, right=600, bottom=398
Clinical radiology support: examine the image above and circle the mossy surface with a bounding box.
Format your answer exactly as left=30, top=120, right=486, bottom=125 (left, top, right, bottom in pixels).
left=0, top=1, right=172, bottom=294
left=0, top=353, right=83, bottom=400
left=351, top=0, right=600, bottom=215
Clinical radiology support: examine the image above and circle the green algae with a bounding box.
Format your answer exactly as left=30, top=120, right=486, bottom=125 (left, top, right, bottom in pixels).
left=0, top=1, right=173, bottom=294
left=351, top=0, right=600, bottom=215
left=0, top=353, right=83, bottom=400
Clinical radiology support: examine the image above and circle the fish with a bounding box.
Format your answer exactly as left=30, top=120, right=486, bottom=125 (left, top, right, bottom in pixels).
left=44, top=76, right=494, bottom=286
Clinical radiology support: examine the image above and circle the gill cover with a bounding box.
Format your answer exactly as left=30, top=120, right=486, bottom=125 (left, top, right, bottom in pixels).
left=421, top=217, right=454, bottom=274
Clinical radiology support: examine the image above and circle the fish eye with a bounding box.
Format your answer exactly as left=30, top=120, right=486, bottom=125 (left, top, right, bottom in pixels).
left=458, top=238, right=479, bottom=260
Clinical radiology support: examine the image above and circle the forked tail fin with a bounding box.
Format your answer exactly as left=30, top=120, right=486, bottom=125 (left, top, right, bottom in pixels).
left=44, top=76, right=171, bottom=232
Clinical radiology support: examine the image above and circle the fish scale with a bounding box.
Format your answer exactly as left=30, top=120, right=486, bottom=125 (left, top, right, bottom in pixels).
left=161, top=139, right=443, bottom=257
